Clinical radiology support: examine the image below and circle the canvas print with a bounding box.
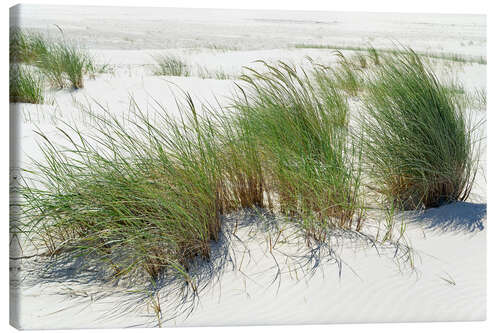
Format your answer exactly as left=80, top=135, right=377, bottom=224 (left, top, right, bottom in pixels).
left=9, top=4, right=486, bottom=329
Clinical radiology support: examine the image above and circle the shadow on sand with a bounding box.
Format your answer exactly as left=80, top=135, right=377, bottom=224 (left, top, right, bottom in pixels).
left=408, top=201, right=486, bottom=233
left=12, top=208, right=415, bottom=327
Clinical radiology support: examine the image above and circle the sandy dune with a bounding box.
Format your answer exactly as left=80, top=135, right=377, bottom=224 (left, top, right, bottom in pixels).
left=9, top=5, right=486, bottom=329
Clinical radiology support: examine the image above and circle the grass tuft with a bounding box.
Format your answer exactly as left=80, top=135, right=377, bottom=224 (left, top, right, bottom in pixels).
left=232, top=61, right=363, bottom=237
left=152, top=55, right=190, bottom=76
left=37, top=42, right=94, bottom=89
left=196, top=66, right=232, bottom=80
left=10, top=29, right=49, bottom=64
left=10, top=65, right=45, bottom=104
left=18, top=96, right=224, bottom=280
left=10, top=29, right=97, bottom=89
left=359, top=48, right=479, bottom=209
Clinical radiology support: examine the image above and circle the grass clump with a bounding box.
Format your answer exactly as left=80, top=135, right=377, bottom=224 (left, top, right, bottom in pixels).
left=18, top=97, right=225, bottom=280
left=359, top=48, right=479, bottom=209
left=10, top=29, right=49, bottom=63
left=10, top=65, right=44, bottom=104
left=153, top=55, right=190, bottom=76
left=232, top=61, right=363, bottom=238
left=206, top=43, right=238, bottom=52
left=18, top=59, right=366, bottom=282
left=10, top=29, right=97, bottom=89
left=37, top=42, right=94, bottom=89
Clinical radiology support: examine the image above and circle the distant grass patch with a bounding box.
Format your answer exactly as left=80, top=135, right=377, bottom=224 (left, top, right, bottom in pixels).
left=152, top=59, right=234, bottom=80
left=206, top=43, right=239, bottom=52
left=294, top=43, right=487, bottom=65
left=359, top=48, right=479, bottom=209
left=152, top=55, right=190, bottom=76
left=10, top=65, right=44, bottom=104
left=196, top=66, right=233, bottom=80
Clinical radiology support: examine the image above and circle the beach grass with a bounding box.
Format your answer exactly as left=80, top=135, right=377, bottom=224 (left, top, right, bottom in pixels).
left=10, top=64, right=45, bottom=104
left=232, top=61, right=363, bottom=238
left=294, top=43, right=487, bottom=65
left=38, top=41, right=94, bottom=89
left=358, top=48, right=479, bottom=209
left=10, top=29, right=49, bottom=64
left=17, top=46, right=479, bottom=285
left=18, top=58, right=368, bottom=281
left=327, top=52, right=366, bottom=96
left=10, top=29, right=97, bottom=89
left=196, top=66, right=233, bottom=80
left=367, top=46, right=381, bottom=66
left=206, top=43, right=239, bottom=52
left=18, top=96, right=224, bottom=280
left=152, top=55, right=190, bottom=76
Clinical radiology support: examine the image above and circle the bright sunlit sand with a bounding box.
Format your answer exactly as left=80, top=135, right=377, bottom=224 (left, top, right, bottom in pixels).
left=9, top=4, right=486, bottom=329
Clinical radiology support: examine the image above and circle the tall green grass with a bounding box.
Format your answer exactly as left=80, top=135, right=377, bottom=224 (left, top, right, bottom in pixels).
left=19, top=97, right=224, bottom=280
left=10, top=65, right=44, bottom=104
left=18, top=47, right=478, bottom=287
left=359, top=49, right=479, bottom=209
left=232, top=61, right=363, bottom=238
left=18, top=58, right=367, bottom=282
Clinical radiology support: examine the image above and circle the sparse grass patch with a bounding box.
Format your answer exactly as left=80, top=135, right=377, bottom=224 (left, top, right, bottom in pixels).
left=87, top=63, right=116, bottom=77
left=294, top=43, right=487, bottom=65
left=453, top=87, right=487, bottom=111
left=331, top=52, right=365, bottom=96
left=443, top=79, right=466, bottom=95
left=367, top=46, right=380, bottom=66
left=152, top=55, right=190, bottom=76
left=196, top=66, right=233, bottom=80
left=10, top=65, right=45, bottom=104
left=354, top=53, right=368, bottom=69
left=469, top=87, right=487, bottom=110
left=359, top=48, right=479, bottom=209
left=206, top=43, right=239, bottom=52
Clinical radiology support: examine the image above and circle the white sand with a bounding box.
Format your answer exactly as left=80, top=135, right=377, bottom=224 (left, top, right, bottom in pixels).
left=9, top=5, right=486, bottom=329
